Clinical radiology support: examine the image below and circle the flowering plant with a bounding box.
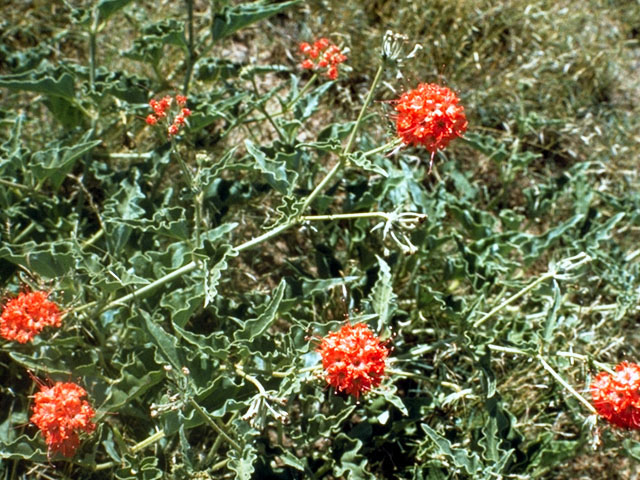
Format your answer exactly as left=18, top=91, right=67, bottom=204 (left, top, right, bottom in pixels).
left=591, top=361, right=640, bottom=429
left=299, top=37, right=348, bottom=79
left=394, top=82, right=467, bottom=169
left=145, top=94, right=191, bottom=137
left=30, top=381, right=96, bottom=457
left=317, top=322, right=389, bottom=398
left=0, top=290, right=61, bottom=343
left=0, top=0, right=634, bottom=478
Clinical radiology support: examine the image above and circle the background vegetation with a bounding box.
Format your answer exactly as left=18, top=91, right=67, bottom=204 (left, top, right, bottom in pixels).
left=1, top=0, right=640, bottom=478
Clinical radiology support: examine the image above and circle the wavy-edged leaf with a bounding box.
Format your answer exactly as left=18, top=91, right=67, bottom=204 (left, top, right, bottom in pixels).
left=0, top=69, right=74, bottom=99
left=211, top=0, right=301, bottom=42
left=372, top=255, right=396, bottom=331
left=245, top=139, right=293, bottom=194
left=234, top=279, right=286, bottom=341
left=0, top=433, right=47, bottom=461
left=30, top=136, right=101, bottom=189
left=421, top=423, right=482, bottom=475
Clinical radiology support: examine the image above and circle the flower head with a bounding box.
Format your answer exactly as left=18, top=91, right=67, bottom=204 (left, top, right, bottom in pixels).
left=0, top=290, right=61, bottom=343
left=317, top=322, right=389, bottom=398
left=299, top=37, right=347, bottom=79
left=31, top=381, right=96, bottom=457
left=394, top=83, right=467, bottom=169
left=146, top=94, right=190, bottom=138
left=591, top=361, right=640, bottom=429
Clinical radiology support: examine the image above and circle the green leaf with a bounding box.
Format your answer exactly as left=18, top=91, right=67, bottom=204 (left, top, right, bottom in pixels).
left=97, top=0, right=135, bottom=22
left=541, top=279, right=562, bottom=347
left=0, top=113, right=25, bottom=175
left=0, top=70, right=74, bottom=99
left=421, top=424, right=482, bottom=475
left=227, top=443, right=258, bottom=480
left=348, top=151, right=389, bottom=177
left=245, top=139, right=293, bottom=194
left=123, top=20, right=187, bottom=65
left=234, top=279, right=286, bottom=341
left=211, top=0, right=302, bottom=42
left=293, top=81, right=334, bottom=121
left=194, top=57, right=240, bottom=83
left=332, top=433, right=375, bottom=480
left=115, top=454, right=163, bottom=480
left=0, top=240, right=75, bottom=278
left=202, top=245, right=236, bottom=308
left=380, top=384, right=408, bottom=416
left=0, top=433, right=47, bottom=461
left=371, top=255, right=396, bottom=331
left=623, top=439, right=640, bottom=462
left=279, top=451, right=306, bottom=471
left=142, top=311, right=183, bottom=370
left=30, top=136, right=101, bottom=189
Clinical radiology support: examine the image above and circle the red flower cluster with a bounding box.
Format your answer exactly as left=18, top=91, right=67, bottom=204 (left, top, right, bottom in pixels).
left=145, top=94, right=191, bottom=137
left=591, top=361, right=640, bottom=429
left=0, top=291, right=61, bottom=343
left=317, top=322, right=389, bottom=398
left=299, top=38, right=347, bottom=80
left=394, top=83, right=467, bottom=167
left=31, top=381, right=96, bottom=457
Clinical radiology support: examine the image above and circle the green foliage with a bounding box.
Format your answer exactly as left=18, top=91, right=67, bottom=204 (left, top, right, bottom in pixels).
left=0, top=0, right=639, bottom=479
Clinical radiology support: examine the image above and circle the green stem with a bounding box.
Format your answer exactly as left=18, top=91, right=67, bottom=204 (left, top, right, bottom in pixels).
left=473, top=272, right=555, bottom=329
left=361, top=138, right=403, bottom=158
left=0, top=178, right=34, bottom=192
left=302, top=212, right=391, bottom=222
left=105, top=152, right=154, bottom=160
left=250, top=76, right=286, bottom=142
left=211, top=458, right=229, bottom=472
left=172, top=144, right=195, bottom=191
left=241, top=73, right=320, bottom=125
left=13, top=223, right=36, bottom=243
left=81, top=229, right=104, bottom=249
left=555, top=351, right=615, bottom=375
left=101, top=260, right=198, bottom=311
left=474, top=253, right=591, bottom=328
left=131, top=430, right=165, bottom=453
left=386, top=368, right=431, bottom=382
left=89, top=7, right=99, bottom=92
left=537, top=355, right=597, bottom=414
left=343, top=64, right=385, bottom=156
left=300, top=63, right=385, bottom=214
left=94, top=430, right=165, bottom=471
left=235, top=364, right=267, bottom=395
left=285, top=73, right=318, bottom=111
left=183, top=0, right=195, bottom=94
left=271, top=365, right=319, bottom=378
left=487, top=345, right=597, bottom=414
left=190, top=399, right=242, bottom=452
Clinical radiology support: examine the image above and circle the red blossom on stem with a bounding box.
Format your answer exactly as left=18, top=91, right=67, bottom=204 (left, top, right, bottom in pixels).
left=299, top=37, right=347, bottom=79
left=0, top=290, right=61, bottom=343
left=591, top=361, right=640, bottom=429
left=394, top=83, right=467, bottom=170
left=146, top=94, right=190, bottom=138
left=317, top=322, right=389, bottom=398
left=30, top=381, right=96, bottom=457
